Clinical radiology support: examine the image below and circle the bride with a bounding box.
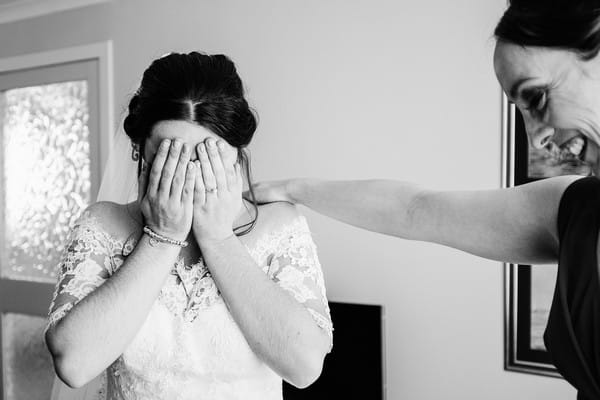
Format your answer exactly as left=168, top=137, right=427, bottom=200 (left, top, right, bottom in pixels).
left=44, top=52, right=333, bottom=399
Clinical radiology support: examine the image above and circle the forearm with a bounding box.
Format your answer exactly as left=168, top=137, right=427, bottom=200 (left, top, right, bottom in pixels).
left=288, top=178, right=428, bottom=239
left=46, top=234, right=179, bottom=387
left=200, top=235, right=329, bottom=388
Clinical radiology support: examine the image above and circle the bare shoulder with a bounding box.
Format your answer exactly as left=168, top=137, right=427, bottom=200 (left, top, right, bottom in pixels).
left=513, top=175, right=586, bottom=214
left=252, top=201, right=306, bottom=235
left=81, top=201, right=141, bottom=242
left=517, top=174, right=584, bottom=196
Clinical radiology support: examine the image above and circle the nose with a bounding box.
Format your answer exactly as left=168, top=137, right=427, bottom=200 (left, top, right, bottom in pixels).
left=523, top=114, right=555, bottom=149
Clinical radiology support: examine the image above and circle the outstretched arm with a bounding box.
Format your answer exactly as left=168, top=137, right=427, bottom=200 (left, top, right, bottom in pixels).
left=250, top=175, right=583, bottom=265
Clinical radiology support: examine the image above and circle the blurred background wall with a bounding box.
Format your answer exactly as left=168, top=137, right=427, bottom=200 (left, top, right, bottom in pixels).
left=0, top=0, right=576, bottom=398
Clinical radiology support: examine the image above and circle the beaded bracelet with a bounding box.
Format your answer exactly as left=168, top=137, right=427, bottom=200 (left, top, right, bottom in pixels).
left=143, top=226, right=189, bottom=248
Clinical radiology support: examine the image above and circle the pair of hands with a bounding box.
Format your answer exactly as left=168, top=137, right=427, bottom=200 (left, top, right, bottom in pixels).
left=138, top=137, right=242, bottom=244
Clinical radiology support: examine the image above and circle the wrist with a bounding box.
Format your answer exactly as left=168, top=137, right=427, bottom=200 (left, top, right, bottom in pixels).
left=194, top=225, right=235, bottom=244
left=286, top=178, right=303, bottom=204
left=143, top=225, right=189, bottom=248
left=197, top=230, right=236, bottom=248
left=140, top=232, right=182, bottom=253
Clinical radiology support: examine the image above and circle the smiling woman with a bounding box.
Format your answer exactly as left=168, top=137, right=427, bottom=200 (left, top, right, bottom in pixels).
left=248, top=1, right=600, bottom=398
left=493, top=42, right=600, bottom=156
left=44, top=52, right=333, bottom=400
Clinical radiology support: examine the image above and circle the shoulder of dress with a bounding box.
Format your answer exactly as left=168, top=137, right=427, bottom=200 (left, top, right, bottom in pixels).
left=257, top=201, right=303, bottom=224
left=82, top=200, right=117, bottom=217
left=72, top=201, right=139, bottom=252
left=257, top=201, right=308, bottom=234
left=75, top=201, right=119, bottom=233
left=245, top=202, right=314, bottom=262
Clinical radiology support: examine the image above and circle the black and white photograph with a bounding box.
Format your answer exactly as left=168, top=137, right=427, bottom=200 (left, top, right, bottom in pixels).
left=2, top=0, right=600, bottom=399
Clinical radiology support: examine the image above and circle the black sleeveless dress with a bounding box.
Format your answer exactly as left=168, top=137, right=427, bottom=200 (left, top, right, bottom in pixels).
left=544, top=176, right=600, bottom=400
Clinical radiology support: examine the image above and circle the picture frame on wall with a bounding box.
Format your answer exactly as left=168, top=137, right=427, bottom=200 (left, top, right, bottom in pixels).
left=502, top=95, right=594, bottom=377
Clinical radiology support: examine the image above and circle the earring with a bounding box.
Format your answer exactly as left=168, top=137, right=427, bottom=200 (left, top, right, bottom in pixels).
left=131, top=143, right=140, bottom=161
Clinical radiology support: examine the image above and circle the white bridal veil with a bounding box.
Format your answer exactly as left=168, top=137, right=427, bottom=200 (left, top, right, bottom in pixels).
left=49, top=126, right=138, bottom=400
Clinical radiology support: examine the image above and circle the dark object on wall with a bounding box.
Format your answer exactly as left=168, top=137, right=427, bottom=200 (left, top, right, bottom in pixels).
left=282, top=301, right=385, bottom=399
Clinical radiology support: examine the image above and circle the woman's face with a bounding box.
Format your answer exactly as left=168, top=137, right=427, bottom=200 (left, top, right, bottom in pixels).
left=143, top=120, right=238, bottom=167
left=493, top=41, right=600, bottom=150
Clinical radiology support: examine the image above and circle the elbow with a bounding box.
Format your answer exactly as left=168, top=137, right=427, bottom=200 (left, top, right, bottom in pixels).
left=285, top=344, right=328, bottom=389
left=45, top=328, right=92, bottom=388
left=52, top=355, right=90, bottom=389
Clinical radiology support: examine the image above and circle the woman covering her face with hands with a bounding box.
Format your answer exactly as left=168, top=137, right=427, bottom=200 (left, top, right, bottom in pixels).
left=44, top=52, right=332, bottom=400
left=251, top=1, right=600, bottom=398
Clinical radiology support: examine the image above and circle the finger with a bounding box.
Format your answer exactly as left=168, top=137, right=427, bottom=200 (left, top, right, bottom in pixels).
left=220, top=143, right=237, bottom=190
left=147, top=139, right=171, bottom=196
left=171, top=142, right=191, bottom=199
left=206, top=138, right=227, bottom=191
left=197, top=143, right=217, bottom=195
left=158, top=139, right=182, bottom=199
left=182, top=161, right=196, bottom=206
left=137, top=160, right=149, bottom=202
left=193, top=160, right=206, bottom=205
left=234, top=162, right=243, bottom=192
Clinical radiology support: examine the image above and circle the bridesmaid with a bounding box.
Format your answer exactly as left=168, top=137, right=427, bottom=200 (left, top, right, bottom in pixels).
left=250, top=1, right=600, bottom=399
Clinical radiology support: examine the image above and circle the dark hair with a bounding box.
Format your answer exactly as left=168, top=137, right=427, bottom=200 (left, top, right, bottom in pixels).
left=124, top=52, right=259, bottom=235
left=494, top=0, right=600, bottom=60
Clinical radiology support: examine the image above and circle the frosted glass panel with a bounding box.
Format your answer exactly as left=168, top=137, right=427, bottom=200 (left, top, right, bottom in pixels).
left=2, top=313, right=54, bottom=400
left=2, top=81, right=91, bottom=283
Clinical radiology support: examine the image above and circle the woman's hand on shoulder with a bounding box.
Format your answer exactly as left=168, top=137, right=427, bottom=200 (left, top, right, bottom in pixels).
left=245, top=179, right=297, bottom=205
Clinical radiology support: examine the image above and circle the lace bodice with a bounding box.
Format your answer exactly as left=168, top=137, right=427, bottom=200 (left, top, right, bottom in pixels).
left=46, top=208, right=332, bottom=400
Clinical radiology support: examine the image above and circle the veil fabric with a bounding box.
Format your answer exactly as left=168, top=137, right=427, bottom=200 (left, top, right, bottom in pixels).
left=96, top=126, right=139, bottom=204
left=49, top=127, right=138, bottom=400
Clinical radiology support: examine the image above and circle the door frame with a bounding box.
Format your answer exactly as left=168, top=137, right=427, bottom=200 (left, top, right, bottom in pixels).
left=0, top=41, right=113, bottom=399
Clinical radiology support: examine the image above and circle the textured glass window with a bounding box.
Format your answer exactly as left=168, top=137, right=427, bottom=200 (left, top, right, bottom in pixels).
left=2, top=313, right=55, bottom=400
left=1, top=81, right=91, bottom=283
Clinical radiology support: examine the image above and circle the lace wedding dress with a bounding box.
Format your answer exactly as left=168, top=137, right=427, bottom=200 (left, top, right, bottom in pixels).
left=46, top=208, right=333, bottom=400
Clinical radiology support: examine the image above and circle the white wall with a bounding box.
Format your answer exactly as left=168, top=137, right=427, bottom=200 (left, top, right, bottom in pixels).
left=0, top=0, right=577, bottom=398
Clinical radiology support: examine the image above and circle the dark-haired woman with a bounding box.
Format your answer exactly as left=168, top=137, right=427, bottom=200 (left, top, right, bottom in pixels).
left=44, top=52, right=332, bottom=400
left=251, top=2, right=600, bottom=399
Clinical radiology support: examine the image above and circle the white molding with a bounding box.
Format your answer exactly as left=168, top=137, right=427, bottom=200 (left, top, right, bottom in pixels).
left=0, top=0, right=110, bottom=25
left=0, top=41, right=114, bottom=174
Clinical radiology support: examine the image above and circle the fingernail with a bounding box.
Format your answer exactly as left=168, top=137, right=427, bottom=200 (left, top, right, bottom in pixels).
left=188, top=161, right=195, bottom=169
left=161, top=139, right=170, bottom=149
left=206, top=138, right=216, bottom=147
left=173, top=139, right=181, bottom=148
left=182, top=143, right=188, bottom=153
left=199, top=144, right=206, bottom=153
left=217, top=141, right=225, bottom=150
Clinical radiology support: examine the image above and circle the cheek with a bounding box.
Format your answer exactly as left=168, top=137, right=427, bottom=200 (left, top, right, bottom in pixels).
left=143, top=142, right=156, bottom=165
left=546, top=98, right=585, bottom=129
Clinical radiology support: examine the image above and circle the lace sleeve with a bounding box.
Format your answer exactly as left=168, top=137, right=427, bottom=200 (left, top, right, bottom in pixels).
left=46, top=209, right=113, bottom=333
left=267, top=216, right=333, bottom=351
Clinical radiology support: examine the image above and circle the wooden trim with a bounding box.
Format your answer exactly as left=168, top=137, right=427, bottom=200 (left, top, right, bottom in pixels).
left=0, top=0, right=111, bottom=25
left=0, top=41, right=114, bottom=174
left=0, top=42, right=113, bottom=399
